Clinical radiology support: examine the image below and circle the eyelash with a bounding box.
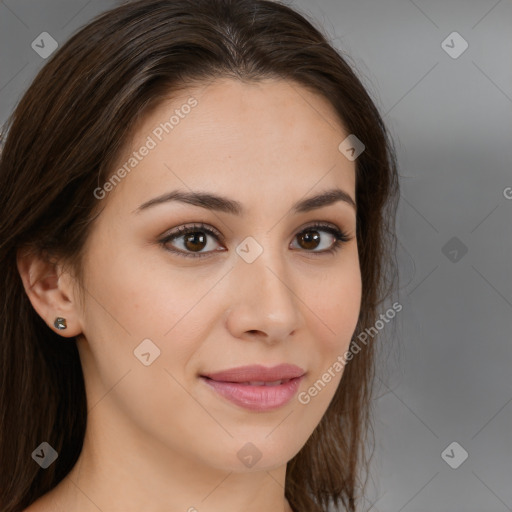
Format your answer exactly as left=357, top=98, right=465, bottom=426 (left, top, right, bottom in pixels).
left=158, top=221, right=352, bottom=259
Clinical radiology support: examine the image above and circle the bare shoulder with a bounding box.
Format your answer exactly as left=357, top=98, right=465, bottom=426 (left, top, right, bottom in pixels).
left=21, top=480, right=95, bottom=512
left=21, top=486, right=65, bottom=512
left=21, top=494, right=53, bottom=512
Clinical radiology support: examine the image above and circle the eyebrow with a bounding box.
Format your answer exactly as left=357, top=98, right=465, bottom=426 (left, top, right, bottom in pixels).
left=134, top=187, right=356, bottom=215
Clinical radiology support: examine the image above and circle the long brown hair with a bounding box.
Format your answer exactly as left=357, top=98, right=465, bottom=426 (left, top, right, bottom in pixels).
left=0, top=1, right=400, bottom=510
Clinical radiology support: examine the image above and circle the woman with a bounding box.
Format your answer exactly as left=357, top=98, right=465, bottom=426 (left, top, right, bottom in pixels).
left=0, top=0, right=400, bottom=511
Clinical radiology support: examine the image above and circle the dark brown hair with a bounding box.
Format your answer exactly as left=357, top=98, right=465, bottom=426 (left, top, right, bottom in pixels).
left=0, top=1, right=399, bottom=510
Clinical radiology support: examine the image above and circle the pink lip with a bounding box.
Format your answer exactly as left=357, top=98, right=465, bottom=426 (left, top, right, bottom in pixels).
left=201, top=375, right=305, bottom=411
left=200, top=364, right=306, bottom=412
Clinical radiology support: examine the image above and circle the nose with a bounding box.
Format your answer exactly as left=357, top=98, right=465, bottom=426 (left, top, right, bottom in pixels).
left=225, top=245, right=303, bottom=344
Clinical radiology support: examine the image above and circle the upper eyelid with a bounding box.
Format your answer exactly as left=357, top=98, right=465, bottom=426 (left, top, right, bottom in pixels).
left=165, top=223, right=224, bottom=241
left=161, top=221, right=346, bottom=240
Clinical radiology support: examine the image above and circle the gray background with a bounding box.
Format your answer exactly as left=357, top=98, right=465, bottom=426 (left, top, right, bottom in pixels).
left=1, top=1, right=511, bottom=511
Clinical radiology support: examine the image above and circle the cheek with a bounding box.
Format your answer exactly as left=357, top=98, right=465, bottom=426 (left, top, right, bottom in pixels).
left=292, top=267, right=361, bottom=407
left=84, top=233, right=207, bottom=339
left=311, top=262, right=362, bottom=351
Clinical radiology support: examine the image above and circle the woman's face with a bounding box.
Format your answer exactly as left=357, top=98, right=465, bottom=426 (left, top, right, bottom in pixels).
left=74, top=77, right=361, bottom=474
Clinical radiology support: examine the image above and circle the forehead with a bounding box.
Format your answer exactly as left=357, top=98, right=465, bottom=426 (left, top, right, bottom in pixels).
left=102, top=77, right=356, bottom=215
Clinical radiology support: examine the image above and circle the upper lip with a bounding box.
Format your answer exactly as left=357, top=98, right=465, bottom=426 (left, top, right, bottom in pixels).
left=201, top=364, right=305, bottom=383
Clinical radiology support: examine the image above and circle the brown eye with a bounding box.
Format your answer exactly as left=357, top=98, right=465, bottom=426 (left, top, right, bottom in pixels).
left=159, top=222, right=351, bottom=259
left=182, top=231, right=208, bottom=252
left=291, top=223, right=351, bottom=254
left=297, top=230, right=321, bottom=250
left=159, top=223, right=224, bottom=258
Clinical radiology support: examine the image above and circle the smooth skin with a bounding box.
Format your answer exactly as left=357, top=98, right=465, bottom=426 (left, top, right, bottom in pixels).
left=18, top=78, right=361, bottom=512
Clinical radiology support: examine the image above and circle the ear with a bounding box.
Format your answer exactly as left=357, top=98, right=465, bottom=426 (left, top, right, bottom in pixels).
left=16, top=247, right=83, bottom=338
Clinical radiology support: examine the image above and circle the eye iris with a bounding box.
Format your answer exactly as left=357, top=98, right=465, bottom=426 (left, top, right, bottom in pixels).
left=299, top=230, right=320, bottom=250
left=184, top=232, right=207, bottom=252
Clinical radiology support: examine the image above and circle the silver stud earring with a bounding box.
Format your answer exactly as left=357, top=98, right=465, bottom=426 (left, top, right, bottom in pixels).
left=54, top=317, right=67, bottom=330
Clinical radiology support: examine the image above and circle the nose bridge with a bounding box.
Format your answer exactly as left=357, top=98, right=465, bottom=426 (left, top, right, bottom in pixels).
left=233, top=234, right=301, bottom=335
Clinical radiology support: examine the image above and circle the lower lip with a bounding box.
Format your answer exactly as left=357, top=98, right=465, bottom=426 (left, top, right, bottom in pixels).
left=200, top=376, right=304, bottom=411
